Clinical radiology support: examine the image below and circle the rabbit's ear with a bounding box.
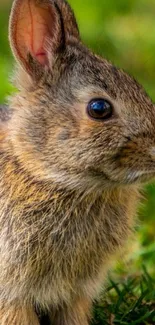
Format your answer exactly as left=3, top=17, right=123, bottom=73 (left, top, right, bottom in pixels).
left=9, top=0, right=80, bottom=79
left=56, top=0, right=80, bottom=40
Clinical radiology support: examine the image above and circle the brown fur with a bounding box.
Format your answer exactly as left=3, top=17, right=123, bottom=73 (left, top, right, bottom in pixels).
left=0, top=0, right=155, bottom=324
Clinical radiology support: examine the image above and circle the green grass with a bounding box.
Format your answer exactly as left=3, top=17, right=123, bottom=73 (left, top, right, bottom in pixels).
left=0, top=1, right=155, bottom=324
left=92, top=267, right=155, bottom=325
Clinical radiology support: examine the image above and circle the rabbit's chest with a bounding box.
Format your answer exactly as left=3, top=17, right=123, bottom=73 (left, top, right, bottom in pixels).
left=0, top=193, right=135, bottom=307
left=4, top=196, right=131, bottom=279
left=29, top=203, right=131, bottom=306
left=38, top=201, right=130, bottom=279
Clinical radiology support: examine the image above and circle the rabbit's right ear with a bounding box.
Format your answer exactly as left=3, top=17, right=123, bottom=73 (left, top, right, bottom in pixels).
left=9, top=0, right=80, bottom=80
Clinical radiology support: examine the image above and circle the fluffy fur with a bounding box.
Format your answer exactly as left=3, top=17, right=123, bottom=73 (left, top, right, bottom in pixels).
left=0, top=0, right=154, bottom=324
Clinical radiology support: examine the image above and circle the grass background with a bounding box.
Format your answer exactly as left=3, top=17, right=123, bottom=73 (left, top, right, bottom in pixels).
left=0, top=0, right=155, bottom=323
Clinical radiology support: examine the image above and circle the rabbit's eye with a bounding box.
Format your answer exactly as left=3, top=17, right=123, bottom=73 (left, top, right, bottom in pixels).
left=87, top=99, right=113, bottom=120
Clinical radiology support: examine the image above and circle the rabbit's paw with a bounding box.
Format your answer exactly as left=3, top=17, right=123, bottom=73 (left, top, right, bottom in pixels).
left=0, top=305, right=40, bottom=325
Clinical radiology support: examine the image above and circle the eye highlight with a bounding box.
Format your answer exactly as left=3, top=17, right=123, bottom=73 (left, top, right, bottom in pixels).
left=87, top=98, right=113, bottom=121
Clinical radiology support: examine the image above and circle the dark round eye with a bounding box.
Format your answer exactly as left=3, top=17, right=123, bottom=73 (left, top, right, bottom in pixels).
left=87, top=98, right=113, bottom=120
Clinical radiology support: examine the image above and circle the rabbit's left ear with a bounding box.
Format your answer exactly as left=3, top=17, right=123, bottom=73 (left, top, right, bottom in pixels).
left=9, top=0, right=80, bottom=78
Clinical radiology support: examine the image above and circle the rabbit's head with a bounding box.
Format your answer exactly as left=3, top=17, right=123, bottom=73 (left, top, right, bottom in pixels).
left=9, top=0, right=155, bottom=191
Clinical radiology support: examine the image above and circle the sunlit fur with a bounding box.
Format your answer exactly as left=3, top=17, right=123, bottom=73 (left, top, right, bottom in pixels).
left=0, top=0, right=155, bottom=324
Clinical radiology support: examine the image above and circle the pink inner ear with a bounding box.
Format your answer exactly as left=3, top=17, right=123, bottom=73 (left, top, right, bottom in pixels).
left=14, top=0, right=56, bottom=66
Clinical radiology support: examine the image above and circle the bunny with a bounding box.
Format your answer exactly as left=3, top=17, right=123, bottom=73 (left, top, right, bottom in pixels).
left=0, top=0, right=155, bottom=324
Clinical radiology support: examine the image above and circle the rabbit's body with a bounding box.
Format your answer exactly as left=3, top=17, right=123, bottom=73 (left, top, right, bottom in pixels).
left=0, top=150, right=138, bottom=308
left=0, top=0, right=155, bottom=324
